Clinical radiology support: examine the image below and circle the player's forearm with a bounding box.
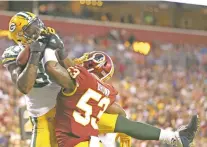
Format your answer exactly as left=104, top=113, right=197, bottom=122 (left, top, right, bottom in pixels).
left=59, top=57, right=75, bottom=69
left=55, top=49, right=75, bottom=68
left=45, top=61, right=76, bottom=91
left=17, top=52, right=41, bottom=94
left=43, top=47, right=76, bottom=91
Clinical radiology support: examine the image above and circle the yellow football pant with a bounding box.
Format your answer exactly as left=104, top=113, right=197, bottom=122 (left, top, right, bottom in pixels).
left=30, top=107, right=58, bottom=147
left=98, top=113, right=119, bottom=134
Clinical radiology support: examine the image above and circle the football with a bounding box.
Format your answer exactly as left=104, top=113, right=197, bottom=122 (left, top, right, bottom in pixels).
left=16, top=45, right=30, bottom=66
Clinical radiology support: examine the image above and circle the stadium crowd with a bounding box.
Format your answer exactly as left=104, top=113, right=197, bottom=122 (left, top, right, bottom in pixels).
left=0, top=30, right=207, bottom=147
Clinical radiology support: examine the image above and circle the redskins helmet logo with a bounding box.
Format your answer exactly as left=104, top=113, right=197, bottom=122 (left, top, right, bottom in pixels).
left=9, top=23, right=16, bottom=32
left=93, top=53, right=105, bottom=63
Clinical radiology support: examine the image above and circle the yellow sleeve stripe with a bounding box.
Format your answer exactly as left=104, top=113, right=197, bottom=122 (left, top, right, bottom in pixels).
left=1, top=57, right=16, bottom=64
left=62, top=85, right=78, bottom=96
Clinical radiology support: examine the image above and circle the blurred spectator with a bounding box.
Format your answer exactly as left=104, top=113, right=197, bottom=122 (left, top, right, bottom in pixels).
left=120, top=15, right=125, bottom=23
left=144, top=13, right=156, bottom=25
left=128, top=14, right=134, bottom=24
left=39, top=4, right=48, bottom=15
left=71, top=1, right=81, bottom=17
left=0, top=1, right=8, bottom=10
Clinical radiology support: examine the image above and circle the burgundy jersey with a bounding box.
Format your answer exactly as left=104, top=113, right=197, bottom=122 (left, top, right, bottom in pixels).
left=55, top=65, right=117, bottom=147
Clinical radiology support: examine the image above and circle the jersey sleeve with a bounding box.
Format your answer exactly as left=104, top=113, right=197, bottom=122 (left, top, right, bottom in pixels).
left=62, top=65, right=96, bottom=96
left=68, top=65, right=95, bottom=83
left=1, top=46, right=22, bottom=68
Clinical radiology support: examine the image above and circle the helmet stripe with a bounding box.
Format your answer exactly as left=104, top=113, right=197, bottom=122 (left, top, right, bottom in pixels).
left=25, top=12, right=33, bottom=18
left=16, top=12, right=32, bottom=21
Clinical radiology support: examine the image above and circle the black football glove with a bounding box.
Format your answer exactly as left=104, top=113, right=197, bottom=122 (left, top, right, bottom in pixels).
left=29, top=39, right=47, bottom=53
left=46, top=33, right=66, bottom=60
left=41, top=28, right=66, bottom=60
left=40, top=26, right=63, bottom=50
left=46, top=33, right=64, bottom=50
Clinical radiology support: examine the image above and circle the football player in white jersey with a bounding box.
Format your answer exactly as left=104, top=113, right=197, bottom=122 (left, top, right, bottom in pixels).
left=2, top=11, right=61, bottom=147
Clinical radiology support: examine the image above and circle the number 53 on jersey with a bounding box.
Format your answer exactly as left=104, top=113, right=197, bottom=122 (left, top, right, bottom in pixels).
left=73, top=88, right=111, bottom=129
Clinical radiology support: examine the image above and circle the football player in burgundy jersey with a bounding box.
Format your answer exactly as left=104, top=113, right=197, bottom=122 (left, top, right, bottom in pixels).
left=53, top=51, right=123, bottom=147
left=55, top=63, right=118, bottom=146
left=43, top=49, right=199, bottom=147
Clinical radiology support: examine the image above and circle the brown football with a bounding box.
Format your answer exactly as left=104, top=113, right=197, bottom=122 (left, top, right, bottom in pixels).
left=16, top=45, right=30, bottom=66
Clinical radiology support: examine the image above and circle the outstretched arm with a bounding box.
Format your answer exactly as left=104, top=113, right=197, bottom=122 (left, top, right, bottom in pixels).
left=44, top=60, right=76, bottom=92
left=43, top=33, right=76, bottom=92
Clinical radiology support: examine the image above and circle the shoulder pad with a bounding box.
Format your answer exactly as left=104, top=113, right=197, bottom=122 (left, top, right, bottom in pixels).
left=1, top=45, right=22, bottom=67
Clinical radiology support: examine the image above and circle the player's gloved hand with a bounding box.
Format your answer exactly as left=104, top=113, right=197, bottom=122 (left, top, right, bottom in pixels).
left=40, top=27, right=63, bottom=50
left=47, top=33, right=66, bottom=60
left=37, top=35, right=49, bottom=45
left=41, top=26, right=66, bottom=59
left=29, top=39, right=47, bottom=53
left=46, top=33, right=64, bottom=50
left=116, top=133, right=132, bottom=147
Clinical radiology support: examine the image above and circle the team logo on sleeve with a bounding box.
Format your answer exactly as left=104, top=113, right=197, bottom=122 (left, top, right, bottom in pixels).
left=9, top=23, right=16, bottom=32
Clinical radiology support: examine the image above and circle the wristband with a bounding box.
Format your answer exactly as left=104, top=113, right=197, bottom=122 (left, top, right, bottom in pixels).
left=42, top=48, right=58, bottom=65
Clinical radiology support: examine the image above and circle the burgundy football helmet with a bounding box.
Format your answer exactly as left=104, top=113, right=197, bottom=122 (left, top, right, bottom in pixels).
left=74, top=51, right=114, bottom=81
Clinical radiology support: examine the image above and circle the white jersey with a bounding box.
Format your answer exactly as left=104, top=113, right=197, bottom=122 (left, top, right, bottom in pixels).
left=25, top=82, right=60, bottom=117
left=2, top=45, right=60, bottom=117
left=99, top=133, right=117, bottom=147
